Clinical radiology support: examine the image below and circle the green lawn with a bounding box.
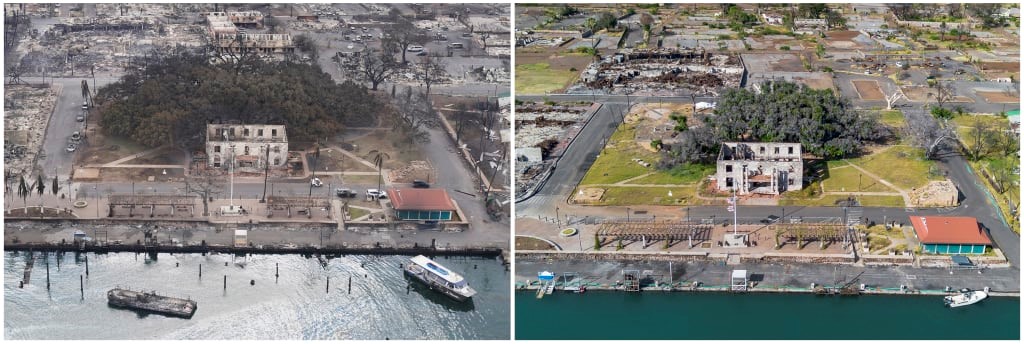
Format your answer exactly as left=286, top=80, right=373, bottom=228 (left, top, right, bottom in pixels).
left=968, top=158, right=1020, bottom=234
left=780, top=194, right=905, bottom=207
left=879, top=110, right=906, bottom=128
left=579, top=124, right=660, bottom=185
left=595, top=186, right=698, bottom=206
left=630, top=163, right=715, bottom=185
left=515, top=62, right=579, bottom=94
left=846, top=146, right=942, bottom=191
left=822, top=165, right=896, bottom=193
left=348, top=207, right=370, bottom=220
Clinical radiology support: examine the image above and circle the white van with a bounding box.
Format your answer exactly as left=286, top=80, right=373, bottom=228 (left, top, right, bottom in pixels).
left=406, top=45, right=424, bottom=52
left=448, top=42, right=463, bottom=49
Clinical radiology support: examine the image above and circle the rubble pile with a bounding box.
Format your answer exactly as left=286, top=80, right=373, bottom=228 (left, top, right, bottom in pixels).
left=289, top=19, right=341, bottom=32
left=17, top=13, right=206, bottom=77
left=577, top=48, right=743, bottom=95
left=4, top=85, right=57, bottom=176
left=388, top=160, right=433, bottom=183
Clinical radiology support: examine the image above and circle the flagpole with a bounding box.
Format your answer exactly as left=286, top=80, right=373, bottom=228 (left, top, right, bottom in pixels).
left=732, top=188, right=738, bottom=235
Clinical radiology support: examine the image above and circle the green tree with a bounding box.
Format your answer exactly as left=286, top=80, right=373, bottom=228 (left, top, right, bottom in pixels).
left=369, top=150, right=390, bottom=195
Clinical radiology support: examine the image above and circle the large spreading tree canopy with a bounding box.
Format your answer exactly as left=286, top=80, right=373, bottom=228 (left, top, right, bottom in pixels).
left=95, top=50, right=382, bottom=148
left=663, top=81, right=889, bottom=166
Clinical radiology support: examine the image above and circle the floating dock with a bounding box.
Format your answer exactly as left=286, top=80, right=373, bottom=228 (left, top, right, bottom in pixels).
left=107, top=288, right=197, bottom=318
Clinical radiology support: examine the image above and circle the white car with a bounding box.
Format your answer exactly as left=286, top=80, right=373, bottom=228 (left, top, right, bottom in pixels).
left=366, top=189, right=387, bottom=199
left=406, top=45, right=424, bottom=52
left=311, top=177, right=323, bottom=187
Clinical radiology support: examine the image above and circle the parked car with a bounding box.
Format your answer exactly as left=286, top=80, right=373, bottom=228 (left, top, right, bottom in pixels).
left=412, top=180, right=430, bottom=188
left=71, top=131, right=81, bottom=141
left=406, top=45, right=424, bottom=52
left=366, top=189, right=387, bottom=199
left=416, top=50, right=428, bottom=56
left=66, top=143, right=77, bottom=152
left=311, top=177, right=323, bottom=187
left=335, top=188, right=356, bottom=198
left=76, top=115, right=85, bottom=122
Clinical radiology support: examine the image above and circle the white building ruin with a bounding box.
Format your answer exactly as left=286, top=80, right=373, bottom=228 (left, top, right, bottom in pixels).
left=716, top=142, right=803, bottom=195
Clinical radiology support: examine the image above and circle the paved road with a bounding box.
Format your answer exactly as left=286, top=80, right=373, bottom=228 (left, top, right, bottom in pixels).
left=516, top=102, right=626, bottom=215
left=20, top=76, right=120, bottom=182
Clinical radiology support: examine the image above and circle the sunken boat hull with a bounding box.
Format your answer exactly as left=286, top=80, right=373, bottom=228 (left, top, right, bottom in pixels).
left=107, top=288, right=197, bottom=319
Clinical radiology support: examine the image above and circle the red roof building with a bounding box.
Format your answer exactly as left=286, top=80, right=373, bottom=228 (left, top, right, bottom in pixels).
left=387, top=188, right=457, bottom=221
left=908, top=216, right=991, bottom=255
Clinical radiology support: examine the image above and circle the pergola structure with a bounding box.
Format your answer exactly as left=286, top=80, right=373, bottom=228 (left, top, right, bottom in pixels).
left=767, top=221, right=849, bottom=249
left=266, top=196, right=331, bottom=218
left=107, top=194, right=198, bottom=217
left=596, top=221, right=713, bottom=248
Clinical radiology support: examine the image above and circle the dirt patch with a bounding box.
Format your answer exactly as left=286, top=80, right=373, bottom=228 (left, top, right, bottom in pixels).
left=388, top=160, right=434, bottom=183
left=347, top=129, right=421, bottom=170
left=515, top=236, right=557, bottom=250
left=311, top=147, right=375, bottom=173
left=901, top=86, right=974, bottom=103
left=980, top=61, right=1019, bottom=73
left=910, top=180, right=958, bottom=207
left=852, top=80, right=884, bottom=101
left=572, top=187, right=605, bottom=203
left=976, top=91, right=1019, bottom=103
left=826, top=30, right=861, bottom=41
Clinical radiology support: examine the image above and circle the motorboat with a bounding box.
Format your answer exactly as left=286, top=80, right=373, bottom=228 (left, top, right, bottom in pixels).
left=944, top=288, right=988, bottom=308
left=404, top=255, right=476, bottom=302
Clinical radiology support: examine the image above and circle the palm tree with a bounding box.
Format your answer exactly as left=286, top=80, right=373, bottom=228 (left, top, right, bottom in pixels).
left=369, top=150, right=390, bottom=197
left=18, top=175, right=29, bottom=210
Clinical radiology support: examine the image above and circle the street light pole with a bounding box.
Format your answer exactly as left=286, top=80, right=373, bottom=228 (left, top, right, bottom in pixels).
left=626, top=207, right=630, bottom=222
left=555, top=207, right=561, bottom=227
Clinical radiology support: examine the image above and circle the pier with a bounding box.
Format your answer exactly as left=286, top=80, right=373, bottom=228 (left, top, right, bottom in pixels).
left=5, top=242, right=504, bottom=258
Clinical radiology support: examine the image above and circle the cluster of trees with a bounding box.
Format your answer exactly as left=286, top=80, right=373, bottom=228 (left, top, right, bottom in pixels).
left=583, top=12, right=619, bottom=33
left=889, top=4, right=1009, bottom=29
left=720, top=4, right=759, bottom=29
left=95, top=50, right=382, bottom=149
left=661, top=81, right=890, bottom=166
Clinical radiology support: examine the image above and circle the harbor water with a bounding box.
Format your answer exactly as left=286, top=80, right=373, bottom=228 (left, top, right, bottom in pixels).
left=516, top=290, right=1020, bottom=340
left=4, top=252, right=509, bottom=340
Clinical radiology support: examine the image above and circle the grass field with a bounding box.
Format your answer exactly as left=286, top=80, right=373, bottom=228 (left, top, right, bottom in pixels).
left=515, top=62, right=580, bottom=94
left=780, top=194, right=905, bottom=207
left=594, top=186, right=699, bottom=206
left=822, top=165, right=896, bottom=193
left=348, top=207, right=371, bottom=220
left=579, top=124, right=661, bottom=185
left=846, top=146, right=941, bottom=191
left=879, top=110, right=906, bottom=128
left=630, top=163, right=715, bottom=185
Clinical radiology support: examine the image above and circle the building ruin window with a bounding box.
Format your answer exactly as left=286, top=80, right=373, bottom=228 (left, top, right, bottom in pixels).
left=214, top=146, right=221, bottom=153
left=243, top=128, right=250, bottom=136
left=274, top=158, right=280, bottom=165
left=271, top=129, right=277, bottom=137
left=788, top=147, right=794, bottom=155
left=774, top=147, right=779, bottom=154
left=258, top=129, right=264, bottom=136
left=725, top=177, right=734, bottom=188
left=273, top=146, right=281, bottom=153
left=244, top=146, right=250, bottom=155
left=726, top=165, right=733, bottom=172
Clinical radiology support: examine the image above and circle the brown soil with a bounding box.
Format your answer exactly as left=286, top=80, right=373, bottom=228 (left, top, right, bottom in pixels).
left=976, top=91, right=1020, bottom=103
left=980, top=62, right=1019, bottom=73
left=901, top=86, right=974, bottom=103
left=852, top=80, right=884, bottom=101
left=826, top=30, right=861, bottom=41
left=515, top=236, right=557, bottom=250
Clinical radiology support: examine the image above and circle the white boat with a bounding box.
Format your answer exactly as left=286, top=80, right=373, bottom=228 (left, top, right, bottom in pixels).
left=944, top=289, right=988, bottom=308
left=404, top=255, right=477, bottom=302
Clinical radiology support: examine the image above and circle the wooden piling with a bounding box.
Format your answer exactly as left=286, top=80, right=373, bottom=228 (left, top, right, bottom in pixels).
left=348, top=276, right=352, bottom=294
left=199, top=264, right=202, bottom=279
left=223, top=275, right=227, bottom=290
left=46, top=257, right=50, bottom=289
left=80, top=275, right=84, bottom=298
left=275, top=263, right=279, bottom=278
left=326, top=277, right=330, bottom=293
left=85, top=255, right=89, bottom=276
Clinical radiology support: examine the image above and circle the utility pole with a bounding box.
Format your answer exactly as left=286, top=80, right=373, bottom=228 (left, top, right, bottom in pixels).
left=261, top=144, right=269, bottom=203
